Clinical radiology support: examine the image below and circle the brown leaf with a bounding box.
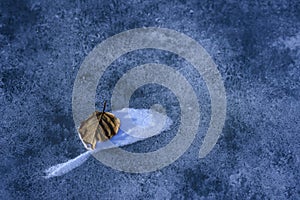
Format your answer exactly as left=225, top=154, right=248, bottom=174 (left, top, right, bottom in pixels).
left=78, top=111, right=120, bottom=150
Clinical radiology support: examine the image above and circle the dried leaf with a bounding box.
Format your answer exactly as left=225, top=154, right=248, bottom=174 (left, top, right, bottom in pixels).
left=78, top=110, right=120, bottom=150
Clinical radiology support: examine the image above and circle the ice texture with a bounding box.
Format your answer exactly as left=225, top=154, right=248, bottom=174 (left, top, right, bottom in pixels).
left=1, top=0, right=299, bottom=199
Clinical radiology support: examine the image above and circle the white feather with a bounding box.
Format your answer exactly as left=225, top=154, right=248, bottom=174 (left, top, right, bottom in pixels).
left=44, top=108, right=172, bottom=178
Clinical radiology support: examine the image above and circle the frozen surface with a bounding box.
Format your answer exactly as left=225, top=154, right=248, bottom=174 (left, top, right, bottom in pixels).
left=0, top=0, right=299, bottom=199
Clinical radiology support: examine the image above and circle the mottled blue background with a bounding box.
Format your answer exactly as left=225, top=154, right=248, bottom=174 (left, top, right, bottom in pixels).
left=0, top=0, right=299, bottom=199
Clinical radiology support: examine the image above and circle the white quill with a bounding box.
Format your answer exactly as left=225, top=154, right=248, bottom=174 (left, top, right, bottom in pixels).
left=44, top=108, right=172, bottom=178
